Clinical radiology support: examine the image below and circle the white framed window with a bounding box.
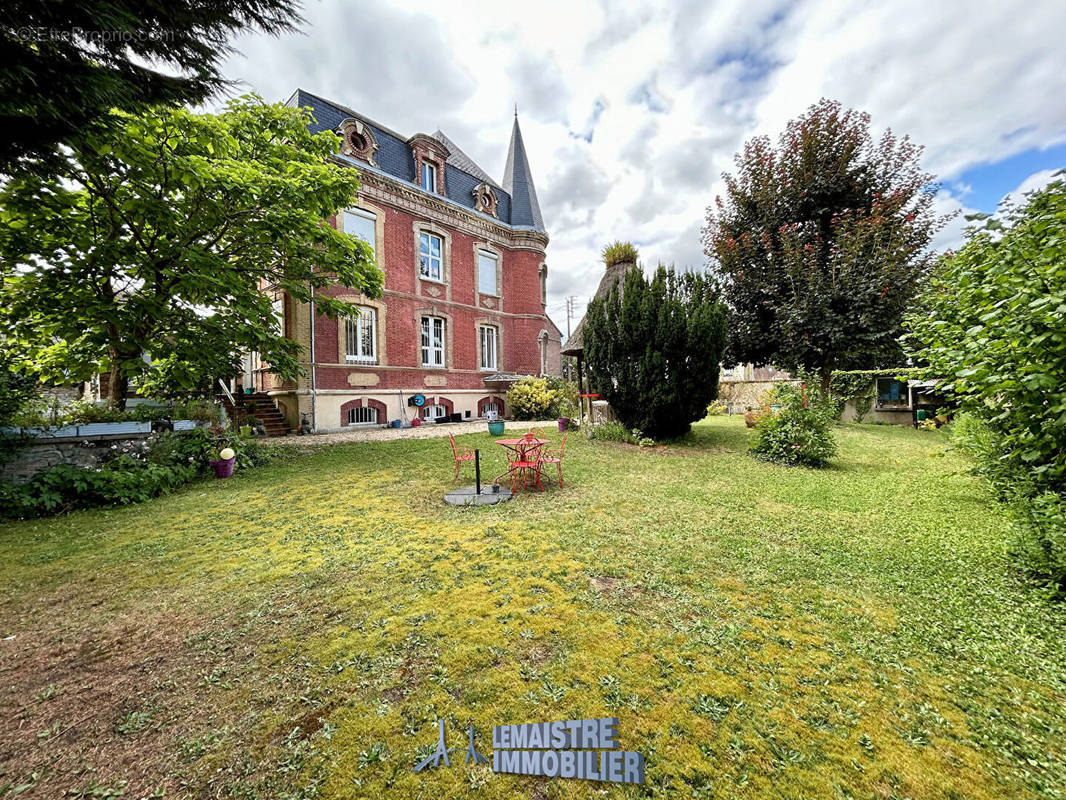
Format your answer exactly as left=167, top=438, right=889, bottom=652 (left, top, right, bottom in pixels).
left=479, top=325, right=498, bottom=371
left=347, top=406, right=378, bottom=426
left=345, top=306, right=377, bottom=363
left=482, top=401, right=500, bottom=419
left=421, top=316, right=445, bottom=367
left=343, top=208, right=376, bottom=259
left=422, top=404, right=446, bottom=420
left=271, top=297, right=284, bottom=335
left=421, top=162, right=437, bottom=193
left=478, top=250, right=498, bottom=296
left=419, top=232, right=443, bottom=281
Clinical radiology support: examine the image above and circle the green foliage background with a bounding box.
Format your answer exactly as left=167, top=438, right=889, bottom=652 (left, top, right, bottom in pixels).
left=506, top=376, right=578, bottom=421
left=907, top=178, right=1066, bottom=589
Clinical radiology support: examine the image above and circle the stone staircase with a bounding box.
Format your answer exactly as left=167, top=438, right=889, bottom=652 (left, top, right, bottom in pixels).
left=224, top=392, right=290, bottom=437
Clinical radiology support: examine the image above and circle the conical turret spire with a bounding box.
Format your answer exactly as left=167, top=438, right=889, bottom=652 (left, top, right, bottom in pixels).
left=502, top=115, right=545, bottom=231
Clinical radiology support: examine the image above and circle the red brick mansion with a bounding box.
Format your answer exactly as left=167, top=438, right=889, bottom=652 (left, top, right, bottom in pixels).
left=248, top=90, right=562, bottom=431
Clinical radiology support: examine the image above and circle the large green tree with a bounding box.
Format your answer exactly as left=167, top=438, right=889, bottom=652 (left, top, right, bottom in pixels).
left=702, top=99, right=948, bottom=391
left=906, top=177, right=1066, bottom=493
left=1, top=0, right=301, bottom=174
left=0, top=96, right=381, bottom=408
left=583, top=264, right=727, bottom=439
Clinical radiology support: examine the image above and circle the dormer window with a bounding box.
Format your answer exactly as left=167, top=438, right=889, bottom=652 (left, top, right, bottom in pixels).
left=472, top=182, right=499, bottom=217
left=337, top=118, right=379, bottom=166
left=408, top=133, right=449, bottom=197
left=421, top=162, right=437, bottom=193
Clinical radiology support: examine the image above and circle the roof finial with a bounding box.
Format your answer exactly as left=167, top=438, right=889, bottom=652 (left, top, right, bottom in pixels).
left=514, top=102, right=518, bottom=118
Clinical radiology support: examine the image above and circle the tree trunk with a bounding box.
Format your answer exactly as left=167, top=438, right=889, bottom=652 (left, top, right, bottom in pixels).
left=105, top=349, right=128, bottom=410
left=820, top=366, right=832, bottom=398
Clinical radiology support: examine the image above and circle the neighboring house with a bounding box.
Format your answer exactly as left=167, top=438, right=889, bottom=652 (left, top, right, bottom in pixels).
left=250, top=90, right=563, bottom=431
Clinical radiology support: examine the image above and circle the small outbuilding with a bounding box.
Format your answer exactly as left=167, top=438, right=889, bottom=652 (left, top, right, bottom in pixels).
left=560, top=256, right=635, bottom=420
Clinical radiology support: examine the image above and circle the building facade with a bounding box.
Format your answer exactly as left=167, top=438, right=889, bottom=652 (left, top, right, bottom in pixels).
left=254, top=90, right=562, bottom=431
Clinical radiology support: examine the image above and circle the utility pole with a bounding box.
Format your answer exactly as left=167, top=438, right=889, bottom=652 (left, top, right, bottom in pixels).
left=565, top=295, right=578, bottom=339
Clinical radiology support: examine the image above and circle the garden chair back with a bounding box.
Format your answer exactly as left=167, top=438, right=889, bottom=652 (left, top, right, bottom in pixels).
left=449, top=434, right=476, bottom=484
left=507, top=437, right=545, bottom=492
left=537, top=432, right=568, bottom=488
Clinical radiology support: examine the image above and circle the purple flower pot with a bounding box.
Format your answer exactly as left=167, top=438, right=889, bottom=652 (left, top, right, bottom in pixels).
left=209, top=457, right=235, bottom=479
left=557, top=417, right=570, bottom=433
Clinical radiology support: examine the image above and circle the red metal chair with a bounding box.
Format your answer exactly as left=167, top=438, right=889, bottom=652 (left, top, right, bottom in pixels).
left=507, top=437, right=545, bottom=492
left=449, top=434, right=476, bottom=484
left=537, top=432, right=568, bottom=488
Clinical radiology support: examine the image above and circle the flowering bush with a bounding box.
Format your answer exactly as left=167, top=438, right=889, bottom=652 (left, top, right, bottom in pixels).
left=749, top=383, right=837, bottom=467
left=506, top=377, right=577, bottom=421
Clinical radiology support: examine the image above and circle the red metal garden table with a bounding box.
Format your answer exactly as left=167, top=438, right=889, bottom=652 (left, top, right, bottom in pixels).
left=494, top=436, right=549, bottom=492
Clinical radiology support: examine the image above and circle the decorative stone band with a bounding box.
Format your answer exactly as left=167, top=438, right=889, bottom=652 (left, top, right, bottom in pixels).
left=341, top=159, right=549, bottom=251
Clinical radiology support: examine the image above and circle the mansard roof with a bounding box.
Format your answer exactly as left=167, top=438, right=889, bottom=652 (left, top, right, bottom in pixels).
left=289, top=89, right=547, bottom=232
left=431, top=130, right=501, bottom=190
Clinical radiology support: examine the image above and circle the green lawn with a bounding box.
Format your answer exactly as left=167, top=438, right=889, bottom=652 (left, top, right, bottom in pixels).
left=1, top=417, right=1064, bottom=799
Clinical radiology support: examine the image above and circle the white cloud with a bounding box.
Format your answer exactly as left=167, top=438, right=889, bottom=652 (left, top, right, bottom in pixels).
left=218, top=0, right=1066, bottom=333
left=1000, top=168, right=1063, bottom=209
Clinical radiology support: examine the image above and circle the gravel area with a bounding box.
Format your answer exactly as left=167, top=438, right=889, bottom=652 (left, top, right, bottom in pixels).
left=265, top=419, right=557, bottom=446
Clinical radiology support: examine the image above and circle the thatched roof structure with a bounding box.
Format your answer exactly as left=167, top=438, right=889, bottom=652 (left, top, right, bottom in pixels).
left=560, top=259, right=635, bottom=356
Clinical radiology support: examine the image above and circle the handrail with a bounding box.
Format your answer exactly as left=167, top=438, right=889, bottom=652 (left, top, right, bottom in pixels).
left=217, top=378, right=235, bottom=406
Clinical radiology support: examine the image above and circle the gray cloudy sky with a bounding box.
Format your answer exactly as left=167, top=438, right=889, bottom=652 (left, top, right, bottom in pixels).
left=219, top=0, right=1066, bottom=335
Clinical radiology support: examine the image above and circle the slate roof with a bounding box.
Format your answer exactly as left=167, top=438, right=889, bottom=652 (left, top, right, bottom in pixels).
left=431, top=130, right=501, bottom=189
left=502, top=116, right=545, bottom=231
left=288, top=89, right=547, bottom=231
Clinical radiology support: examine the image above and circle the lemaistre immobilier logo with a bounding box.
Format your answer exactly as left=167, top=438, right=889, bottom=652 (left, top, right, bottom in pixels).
left=414, top=717, right=645, bottom=785
left=493, top=717, right=644, bottom=784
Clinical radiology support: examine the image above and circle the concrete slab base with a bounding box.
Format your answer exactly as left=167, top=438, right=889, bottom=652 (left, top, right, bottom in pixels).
left=444, top=485, right=514, bottom=506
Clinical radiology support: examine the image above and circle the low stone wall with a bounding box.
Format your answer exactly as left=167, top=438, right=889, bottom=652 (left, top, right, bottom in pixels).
left=840, top=400, right=913, bottom=426
left=718, top=379, right=800, bottom=414
left=0, top=433, right=152, bottom=485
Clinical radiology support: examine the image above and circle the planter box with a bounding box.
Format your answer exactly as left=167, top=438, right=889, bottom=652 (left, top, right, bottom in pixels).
left=172, top=419, right=198, bottom=431
left=23, top=425, right=81, bottom=438
left=77, top=421, right=152, bottom=436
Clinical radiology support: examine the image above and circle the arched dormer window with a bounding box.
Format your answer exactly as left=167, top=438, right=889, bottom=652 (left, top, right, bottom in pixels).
left=408, top=134, right=450, bottom=198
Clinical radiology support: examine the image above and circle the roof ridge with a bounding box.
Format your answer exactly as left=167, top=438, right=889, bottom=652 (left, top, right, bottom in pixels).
left=431, top=130, right=502, bottom=189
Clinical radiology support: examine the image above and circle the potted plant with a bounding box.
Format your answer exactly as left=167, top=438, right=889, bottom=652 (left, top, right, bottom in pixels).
left=209, top=446, right=236, bottom=478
